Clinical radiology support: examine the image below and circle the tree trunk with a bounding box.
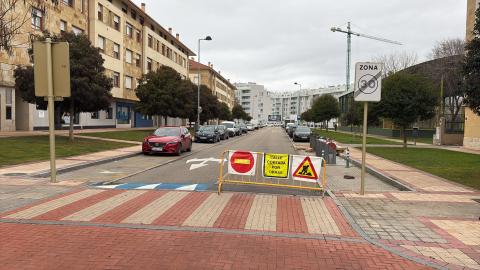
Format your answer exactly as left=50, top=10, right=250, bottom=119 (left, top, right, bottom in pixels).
left=325, top=120, right=329, bottom=131
left=164, top=116, right=168, bottom=127
left=401, top=126, right=407, bottom=148
left=69, top=101, right=74, bottom=142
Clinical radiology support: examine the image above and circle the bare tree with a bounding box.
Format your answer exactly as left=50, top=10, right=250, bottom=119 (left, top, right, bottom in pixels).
left=0, top=0, right=34, bottom=55
left=373, top=51, right=418, bottom=77
left=429, top=38, right=465, bottom=60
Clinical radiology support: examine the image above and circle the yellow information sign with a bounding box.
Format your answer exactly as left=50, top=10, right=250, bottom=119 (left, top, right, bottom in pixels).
left=263, top=153, right=290, bottom=178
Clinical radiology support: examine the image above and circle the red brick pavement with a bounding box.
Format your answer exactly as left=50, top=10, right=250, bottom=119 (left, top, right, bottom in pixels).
left=214, top=193, right=255, bottom=230
left=151, top=192, right=210, bottom=226
left=0, top=223, right=431, bottom=270
left=276, top=197, right=309, bottom=233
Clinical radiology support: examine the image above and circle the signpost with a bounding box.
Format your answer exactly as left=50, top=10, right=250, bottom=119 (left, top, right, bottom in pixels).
left=33, top=39, right=71, bottom=183
left=354, top=62, right=383, bottom=195
left=228, top=151, right=257, bottom=176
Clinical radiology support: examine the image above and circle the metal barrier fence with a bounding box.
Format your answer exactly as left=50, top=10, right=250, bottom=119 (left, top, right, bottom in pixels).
left=217, top=150, right=327, bottom=195
left=309, top=136, right=337, bottom=164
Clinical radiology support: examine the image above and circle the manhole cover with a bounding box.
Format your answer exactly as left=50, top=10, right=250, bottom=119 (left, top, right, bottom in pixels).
left=4, top=173, right=28, bottom=176
left=344, top=175, right=355, bottom=180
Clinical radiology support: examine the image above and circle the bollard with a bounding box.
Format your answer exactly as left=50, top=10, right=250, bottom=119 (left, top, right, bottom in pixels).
left=345, top=147, right=350, bottom=168
left=321, top=149, right=325, bottom=159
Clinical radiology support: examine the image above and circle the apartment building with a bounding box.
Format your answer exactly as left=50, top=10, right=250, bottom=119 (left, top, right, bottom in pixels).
left=189, top=60, right=236, bottom=109
left=464, top=0, right=480, bottom=149
left=270, top=85, right=348, bottom=122
left=234, top=82, right=272, bottom=123
left=0, top=0, right=195, bottom=131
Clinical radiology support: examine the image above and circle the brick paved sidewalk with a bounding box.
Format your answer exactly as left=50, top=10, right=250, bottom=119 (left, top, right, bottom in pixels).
left=336, top=148, right=480, bottom=270
left=0, top=188, right=431, bottom=269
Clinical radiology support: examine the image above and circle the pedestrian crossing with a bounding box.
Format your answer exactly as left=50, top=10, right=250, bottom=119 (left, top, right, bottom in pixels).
left=1, top=189, right=356, bottom=237
left=93, top=183, right=210, bottom=191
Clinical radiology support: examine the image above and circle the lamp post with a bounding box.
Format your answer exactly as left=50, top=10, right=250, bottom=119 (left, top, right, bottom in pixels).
left=294, top=82, right=302, bottom=125
left=196, top=36, right=212, bottom=130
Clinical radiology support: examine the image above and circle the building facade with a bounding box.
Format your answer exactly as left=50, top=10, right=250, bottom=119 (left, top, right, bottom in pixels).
left=234, top=82, right=272, bottom=123
left=0, top=0, right=195, bottom=131
left=270, top=85, right=348, bottom=122
left=189, top=60, right=236, bottom=109
left=464, top=0, right=480, bottom=149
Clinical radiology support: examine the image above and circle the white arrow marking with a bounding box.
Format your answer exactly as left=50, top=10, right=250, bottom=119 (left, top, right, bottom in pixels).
left=186, top=158, right=224, bottom=170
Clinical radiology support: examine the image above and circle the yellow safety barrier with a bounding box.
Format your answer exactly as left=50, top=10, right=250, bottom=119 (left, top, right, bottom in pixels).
left=217, top=150, right=327, bottom=196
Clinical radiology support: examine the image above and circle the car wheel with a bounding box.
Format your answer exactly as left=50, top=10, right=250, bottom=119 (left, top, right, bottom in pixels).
left=176, top=144, right=182, bottom=156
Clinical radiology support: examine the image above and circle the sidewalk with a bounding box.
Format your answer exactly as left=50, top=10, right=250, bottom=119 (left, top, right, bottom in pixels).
left=336, top=147, right=480, bottom=270
left=0, top=188, right=429, bottom=269
left=0, top=145, right=140, bottom=177
left=0, top=127, right=153, bottom=138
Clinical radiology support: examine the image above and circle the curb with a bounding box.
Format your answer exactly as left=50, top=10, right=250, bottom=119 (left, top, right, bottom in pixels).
left=31, top=151, right=142, bottom=178
left=327, top=189, right=447, bottom=270
left=344, top=156, right=414, bottom=192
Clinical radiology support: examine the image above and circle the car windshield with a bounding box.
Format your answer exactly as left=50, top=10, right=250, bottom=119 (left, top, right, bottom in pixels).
left=217, top=125, right=226, bottom=130
left=296, top=127, right=311, bottom=132
left=154, top=128, right=180, bottom=137
left=199, top=126, right=215, bottom=132
left=222, top=123, right=234, bottom=128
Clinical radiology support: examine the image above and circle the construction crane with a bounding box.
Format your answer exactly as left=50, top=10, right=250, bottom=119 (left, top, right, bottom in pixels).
left=330, top=22, right=402, bottom=92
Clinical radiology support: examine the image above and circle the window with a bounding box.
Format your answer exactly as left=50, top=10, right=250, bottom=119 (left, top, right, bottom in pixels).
left=98, top=35, right=105, bottom=52
left=113, top=15, right=120, bottom=31
left=5, top=89, right=12, bottom=120
left=60, top=20, right=67, bottom=33
left=125, top=49, right=132, bottom=64
left=136, top=30, right=141, bottom=43
left=125, top=76, right=132, bottom=89
left=31, top=8, right=43, bottom=30
left=135, top=53, right=141, bottom=67
left=121, top=2, right=127, bottom=13
left=62, top=0, right=73, bottom=7
left=106, top=107, right=113, bottom=119
left=147, top=35, right=153, bottom=48
left=97, top=4, right=103, bottom=21
left=113, top=43, right=120, bottom=59
left=72, top=26, right=83, bottom=35
left=125, top=23, right=133, bottom=38
left=156, top=41, right=160, bottom=52
left=113, top=72, right=120, bottom=87
left=162, top=44, right=166, bottom=56
left=131, top=11, right=136, bottom=20
left=147, top=58, right=152, bottom=72
left=91, top=111, right=99, bottom=119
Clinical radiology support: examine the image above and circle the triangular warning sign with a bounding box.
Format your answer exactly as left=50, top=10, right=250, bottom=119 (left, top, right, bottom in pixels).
left=293, top=156, right=318, bottom=180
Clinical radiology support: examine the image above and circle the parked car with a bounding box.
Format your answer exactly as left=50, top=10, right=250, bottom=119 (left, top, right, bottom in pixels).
left=221, top=121, right=239, bottom=137
left=238, top=123, right=248, bottom=134
left=288, top=125, right=297, bottom=138
left=216, top=125, right=229, bottom=140
left=285, top=123, right=295, bottom=132
left=142, top=126, right=192, bottom=156
left=195, top=125, right=221, bottom=143
left=246, top=124, right=255, bottom=131
left=292, top=126, right=312, bottom=142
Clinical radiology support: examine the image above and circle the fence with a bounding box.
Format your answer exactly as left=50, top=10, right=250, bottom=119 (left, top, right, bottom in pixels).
left=310, top=136, right=337, bottom=164
left=217, top=150, right=327, bottom=195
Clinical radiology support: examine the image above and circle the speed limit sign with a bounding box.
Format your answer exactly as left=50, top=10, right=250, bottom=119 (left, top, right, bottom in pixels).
left=354, top=62, right=383, bottom=102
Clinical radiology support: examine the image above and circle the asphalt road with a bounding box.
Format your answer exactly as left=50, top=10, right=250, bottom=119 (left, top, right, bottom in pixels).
left=58, top=127, right=297, bottom=187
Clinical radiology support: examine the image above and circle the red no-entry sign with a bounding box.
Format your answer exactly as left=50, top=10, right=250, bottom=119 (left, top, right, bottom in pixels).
left=228, top=151, right=256, bottom=175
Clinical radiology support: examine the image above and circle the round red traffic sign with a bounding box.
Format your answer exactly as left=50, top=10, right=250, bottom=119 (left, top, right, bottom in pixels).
left=230, top=151, right=255, bottom=174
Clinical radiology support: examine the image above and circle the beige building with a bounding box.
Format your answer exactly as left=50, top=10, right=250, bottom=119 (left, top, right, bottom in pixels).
left=464, top=0, right=480, bottom=149
left=0, top=0, right=194, bottom=131
left=189, top=60, right=236, bottom=109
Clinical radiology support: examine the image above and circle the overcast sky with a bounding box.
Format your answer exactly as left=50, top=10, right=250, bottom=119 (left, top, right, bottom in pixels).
left=133, top=0, right=467, bottom=92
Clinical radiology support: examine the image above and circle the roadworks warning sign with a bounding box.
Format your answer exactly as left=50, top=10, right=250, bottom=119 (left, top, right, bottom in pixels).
left=291, top=156, right=323, bottom=182
left=263, top=153, right=290, bottom=178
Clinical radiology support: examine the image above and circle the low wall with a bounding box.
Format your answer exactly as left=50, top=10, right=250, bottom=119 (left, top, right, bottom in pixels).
left=338, top=126, right=435, bottom=138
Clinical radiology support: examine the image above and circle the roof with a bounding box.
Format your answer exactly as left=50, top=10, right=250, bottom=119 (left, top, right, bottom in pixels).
left=124, top=0, right=196, bottom=56
left=189, top=59, right=236, bottom=90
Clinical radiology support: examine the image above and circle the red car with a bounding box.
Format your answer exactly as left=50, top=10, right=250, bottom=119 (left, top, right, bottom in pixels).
left=142, top=126, right=192, bottom=155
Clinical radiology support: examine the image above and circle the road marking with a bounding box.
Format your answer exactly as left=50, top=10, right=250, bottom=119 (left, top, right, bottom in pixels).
left=186, top=157, right=224, bottom=170
left=301, top=197, right=341, bottom=235
left=63, top=190, right=146, bottom=222
left=245, top=195, right=277, bottom=231
left=121, top=191, right=189, bottom=224
left=183, top=193, right=233, bottom=227
left=5, top=189, right=104, bottom=219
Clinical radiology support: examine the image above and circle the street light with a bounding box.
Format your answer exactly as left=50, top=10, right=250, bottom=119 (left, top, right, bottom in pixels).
left=196, top=36, right=212, bottom=130
left=294, top=82, right=302, bottom=124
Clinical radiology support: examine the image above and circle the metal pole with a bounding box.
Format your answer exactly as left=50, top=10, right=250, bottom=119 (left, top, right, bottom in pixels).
left=196, top=39, right=201, bottom=130
left=346, top=22, right=351, bottom=92
left=360, top=102, right=368, bottom=195
left=46, top=38, right=57, bottom=183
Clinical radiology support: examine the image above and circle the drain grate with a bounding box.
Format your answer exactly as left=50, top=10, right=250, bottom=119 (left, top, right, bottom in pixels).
left=3, top=173, right=28, bottom=176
